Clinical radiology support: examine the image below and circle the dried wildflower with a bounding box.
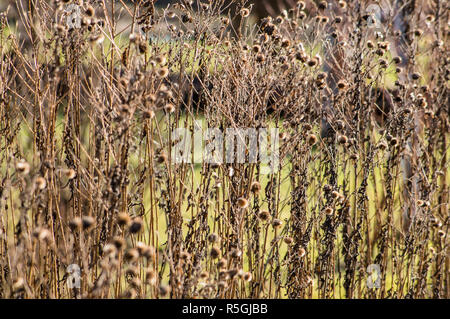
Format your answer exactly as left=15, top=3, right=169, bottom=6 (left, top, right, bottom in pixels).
left=393, top=56, right=402, bottom=64
left=85, top=5, right=95, bottom=17
left=113, top=236, right=125, bottom=250
left=324, top=207, right=334, bottom=216
left=208, top=233, right=219, bottom=243
left=69, top=217, right=82, bottom=232
left=307, top=134, right=318, bottom=146
left=272, top=218, right=282, bottom=228
left=210, top=246, right=220, bottom=259
left=411, top=72, right=421, bottom=80
left=338, top=1, right=347, bottom=9
left=367, top=40, right=375, bottom=49
left=299, top=247, right=306, bottom=258
left=118, top=212, right=131, bottom=226
left=318, top=1, right=328, bottom=10
left=256, top=53, right=265, bottom=63
left=89, top=34, right=104, bottom=45
left=157, top=67, right=169, bottom=78
left=284, top=236, right=293, bottom=245
left=155, top=55, right=167, bottom=65
left=230, top=249, right=242, bottom=259
left=307, top=58, right=318, bottom=67
left=159, top=285, right=170, bottom=297
left=258, top=210, right=270, bottom=221
left=250, top=181, right=262, bottom=194
left=129, top=217, right=143, bottom=234
left=243, top=272, right=252, bottom=282
left=237, top=197, right=249, bottom=209
left=16, top=161, right=30, bottom=175
left=240, top=8, right=250, bottom=18
left=64, top=168, right=77, bottom=180
left=82, top=216, right=95, bottom=231
left=124, top=248, right=140, bottom=262
left=164, top=103, right=176, bottom=114
left=218, top=258, right=227, bottom=269
left=35, top=176, right=47, bottom=190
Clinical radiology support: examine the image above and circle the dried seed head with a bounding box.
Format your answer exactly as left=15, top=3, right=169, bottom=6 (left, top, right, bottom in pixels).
left=157, top=67, right=169, bottom=78
left=218, top=258, right=227, bottom=269
left=156, top=152, right=167, bottom=164
left=129, top=217, right=143, bottom=234
left=331, top=190, right=341, bottom=199
left=208, top=233, right=219, bottom=243
left=155, top=55, right=167, bottom=65
left=389, top=138, right=398, bottom=146
left=85, top=5, right=95, bottom=17
left=299, top=247, right=306, bottom=258
left=337, top=135, right=348, bottom=145
left=237, top=197, right=249, bottom=209
left=200, top=271, right=209, bottom=280
left=258, top=210, right=271, bottom=221
left=411, top=72, right=421, bottom=80
left=338, top=1, right=347, bottom=9
left=64, top=168, right=77, bottom=180
left=124, top=248, right=139, bottom=262
left=367, top=40, right=374, bottom=49
left=89, top=34, right=104, bottom=45
left=82, top=216, right=95, bottom=231
left=159, top=285, right=170, bottom=297
left=240, top=8, right=250, bottom=17
left=307, top=57, right=318, bottom=67
left=272, top=218, right=282, bottom=228
left=307, top=134, right=318, bottom=146
left=393, top=56, right=402, bottom=64
left=250, top=181, right=262, bottom=194
left=318, top=1, right=328, bottom=10
left=118, top=212, right=131, bottom=226
left=164, top=103, right=176, bottom=114
left=113, top=236, right=125, bottom=250
left=256, top=53, right=265, bottom=63
left=12, top=278, right=24, bottom=292
left=210, top=246, right=220, bottom=259
left=103, top=243, right=117, bottom=256
left=16, top=161, right=30, bottom=175
left=35, top=176, right=47, bottom=190
left=324, top=207, right=334, bottom=216
left=303, top=123, right=312, bottom=131
left=230, top=248, right=242, bottom=259
left=69, top=217, right=82, bottom=232
left=284, top=236, right=294, bottom=245
left=377, top=140, right=388, bottom=150
left=243, top=272, right=252, bottom=282
left=217, top=281, right=227, bottom=289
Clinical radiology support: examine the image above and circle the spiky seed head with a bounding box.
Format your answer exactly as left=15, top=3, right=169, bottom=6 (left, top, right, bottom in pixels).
left=299, top=247, right=306, bottom=257
left=337, top=135, right=348, bottom=145
left=35, top=177, right=47, bottom=190
left=16, top=161, right=30, bottom=175
left=69, top=217, right=82, bottom=232
left=113, top=236, right=125, bottom=250
left=272, top=218, right=282, bottom=228
left=118, top=212, right=131, bottom=226
left=208, top=233, right=219, bottom=243
left=251, top=181, right=262, bottom=194
left=210, top=246, right=220, bottom=259
left=129, top=217, right=143, bottom=234
left=237, top=197, right=249, bottom=209
left=307, top=134, right=318, bottom=146
left=258, top=210, right=271, bottom=221
left=82, top=216, right=95, bottom=231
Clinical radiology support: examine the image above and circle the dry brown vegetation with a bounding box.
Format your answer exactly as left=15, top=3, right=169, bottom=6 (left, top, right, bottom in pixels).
left=0, top=0, right=448, bottom=299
